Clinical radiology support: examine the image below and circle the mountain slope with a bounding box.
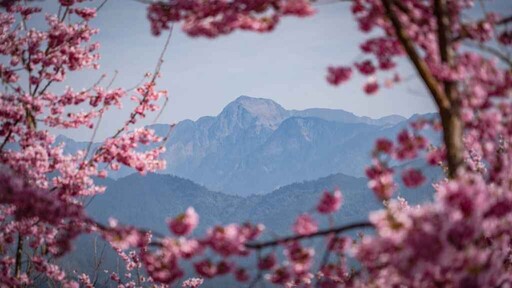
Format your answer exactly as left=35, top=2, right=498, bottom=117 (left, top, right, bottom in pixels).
left=64, top=167, right=442, bottom=287
left=87, top=164, right=441, bottom=235
left=292, top=108, right=405, bottom=126
left=56, top=96, right=437, bottom=195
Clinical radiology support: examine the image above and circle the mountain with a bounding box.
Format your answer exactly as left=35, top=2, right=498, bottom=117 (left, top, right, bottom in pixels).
left=62, top=166, right=441, bottom=287
left=87, top=173, right=243, bottom=233
left=86, top=172, right=375, bottom=234
left=291, top=108, right=405, bottom=127
left=56, top=95, right=437, bottom=195
left=86, top=162, right=441, bottom=235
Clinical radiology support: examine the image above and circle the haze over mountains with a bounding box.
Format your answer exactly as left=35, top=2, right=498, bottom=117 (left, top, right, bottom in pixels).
left=88, top=169, right=437, bottom=236
left=66, top=167, right=439, bottom=287
left=58, top=96, right=442, bottom=286
left=59, top=95, right=437, bottom=196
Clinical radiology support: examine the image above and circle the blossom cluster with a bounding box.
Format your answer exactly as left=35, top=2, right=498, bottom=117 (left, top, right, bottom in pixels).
left=147, top=0, right=314, bottom=37
left=357, top=173, right=512, bottom=287
left=0, top=1, right=168, bottom=286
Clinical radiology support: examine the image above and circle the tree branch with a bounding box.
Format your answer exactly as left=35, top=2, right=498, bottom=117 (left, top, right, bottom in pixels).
left=245, top=222, right=372, bottom=250
left=434, top=0, right=464, bottom=178
left=381, top=0, right=451, bottom=111
left=14, top=234, right=23, bottom=278
left=382, top=0, right=464, bottom=177
left=497, top=15, right=512, bottom=25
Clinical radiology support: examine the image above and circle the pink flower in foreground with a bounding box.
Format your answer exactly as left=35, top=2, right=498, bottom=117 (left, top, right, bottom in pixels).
left=366, top=164, right=396, bottom=200
left=194, top=259, right=217, bottom=278
left=427, top=148, right=446, bottom=165
left=364, top=80, right=379, bottom=95
left=355, top=60, right=376, bottom=75
left=258, top=253, right=277, bottom=270
left=73, top=8, right=97, bottom=21
left=234, top=268, right=250, bottom=282
left=375, top=138, right=393, bottom=154
left=268, top=266, right=292, bottom=285
left=293, top=213, right=318, bottom=235
left=328, top=236, right=351, bottom=253
left=395, top=129, right=428, bottom=160
left=402, top=168, right=426, bottom=188
left=326, top=66, right=352, bottom=86
left=59, top=0, right=75, bottom=6
left=317, top=190, right=343, bottom=214
left=168, top=207, right=199, bottom=236
left=216, top=260, right=233, bottom=275
left=140, top=249, right=183, bottom=284
left=285, top=242, right=315, bottom=274
left=281, top=0, right=315, bottom=17
left=182, top=277, right=203, bottom=288
left=206, top=223, right=262, bottom=257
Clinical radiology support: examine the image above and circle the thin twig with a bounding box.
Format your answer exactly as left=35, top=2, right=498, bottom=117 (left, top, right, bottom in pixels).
left=109, top=25, right=174, bottom=140
left=0, top=119, right=20, bottom=151
left=465, top=42, right=512, bottom=68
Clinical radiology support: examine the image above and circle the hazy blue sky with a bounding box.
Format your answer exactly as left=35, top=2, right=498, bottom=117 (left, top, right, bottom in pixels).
left=29, top=0, right=441, bottom=140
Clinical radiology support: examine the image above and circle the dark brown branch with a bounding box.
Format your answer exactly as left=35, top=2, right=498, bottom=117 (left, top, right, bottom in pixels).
left=248, top=271, right=263, bottom=288
left=381, top=0, right=451, bottom=111
left=434, top=0, right=464, bottom=178
left=382, top=0, right=463, bottom=178
left=0, top=119, right=20, bottom=151
left=435, top=0, right=451, bottom=63
left=497, top=15, right=512, bottom=26
left=94, top=220, right=167, bottom=241
left=245, top=222, right=372, bottom=250
left=14, top=234, right=23, bottom=278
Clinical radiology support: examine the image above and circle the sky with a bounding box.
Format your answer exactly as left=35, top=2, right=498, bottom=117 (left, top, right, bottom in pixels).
left=26, top=0, right=440, bottom=140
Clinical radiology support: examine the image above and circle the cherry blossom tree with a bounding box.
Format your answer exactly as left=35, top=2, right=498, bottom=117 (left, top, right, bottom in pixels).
left=0, top=0, right=170, bottom=285
left=1, top=0, right=512, bottom=287
left=141, top=0, right=512, bottom=286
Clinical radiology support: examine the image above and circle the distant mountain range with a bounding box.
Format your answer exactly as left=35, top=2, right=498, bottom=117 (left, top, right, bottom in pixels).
left=62, top=166, right=440, bottom=287
left=87, top=167, right=438, bottom=235
left=58, top=95, right=438, bottom=195
left=56, top=96, right=442, bottom=286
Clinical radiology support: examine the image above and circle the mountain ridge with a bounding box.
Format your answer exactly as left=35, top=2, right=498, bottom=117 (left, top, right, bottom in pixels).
left=56, top=95, right=437, bottom=195
left=65, top=167, right=440, bottom=287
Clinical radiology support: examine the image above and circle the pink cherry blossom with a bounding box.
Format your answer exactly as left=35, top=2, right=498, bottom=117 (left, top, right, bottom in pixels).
left=267, top=266, right=292, bottom=285
left=366, top=163, right=396, bottom=200
left=257, top=253, right=277, bottom=270
left=326, top=66, right=352, bottom=86
left=293, top=213, right=318, bottom=235
left=194, top=259, right=217, bottom=278
left=316, top=189, right=343, bottom=214
left=395, top=129, right=428, bottom=160
left=147, top=0, right=314, bottom=37
left=168, top=207, right=199, bottom=236
left=355, top=60, right=376, bottom=75
left=374, top=138, right=393, bottom=155
left=284, top=241, right=314, bottom=274
left=182, top=277, right=204, bottom=288
left=234, top=268, right=250, bottom=282
left=363, top=80, right=379, bottom=95
left=401, top=168, right=426, bottom=188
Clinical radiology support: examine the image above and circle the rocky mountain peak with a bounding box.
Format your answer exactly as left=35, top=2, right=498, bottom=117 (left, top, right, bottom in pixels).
left=218, top=95, right=289, bottom=129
